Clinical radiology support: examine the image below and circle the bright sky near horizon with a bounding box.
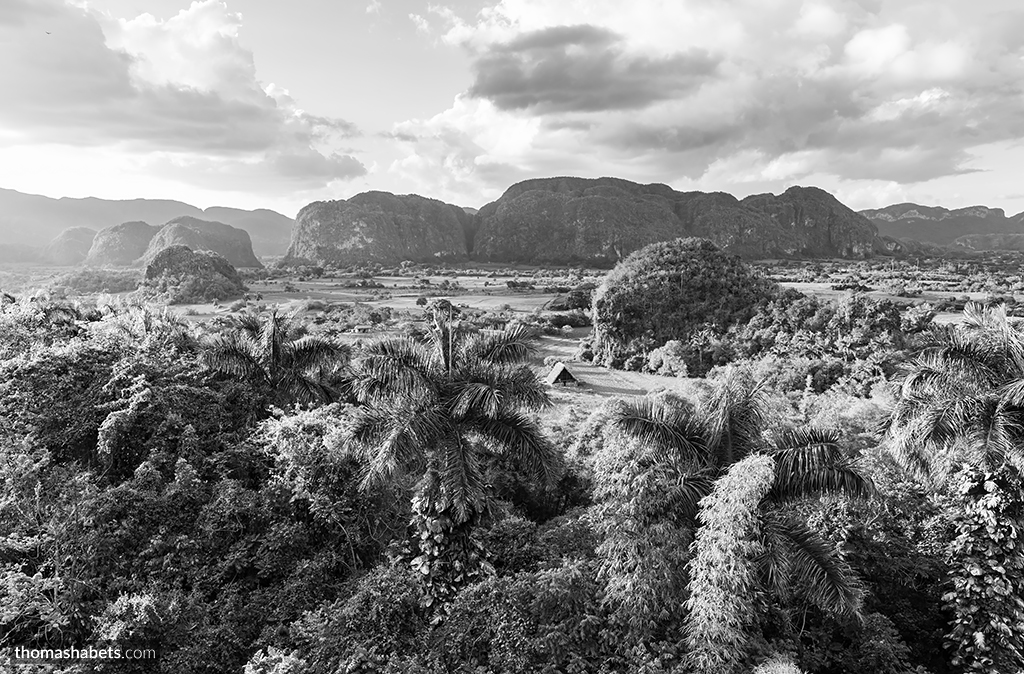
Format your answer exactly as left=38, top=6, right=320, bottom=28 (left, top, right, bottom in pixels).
left=2, top=0, right=1023, bottom=218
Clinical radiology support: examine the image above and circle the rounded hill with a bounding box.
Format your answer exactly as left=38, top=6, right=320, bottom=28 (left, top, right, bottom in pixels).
left=284, top=191, right=471, bottom=266
left=140, top=245, right=247, bottom=304
left=84, top=217, right=261, bottom=268
left=44, top=227, right=97, bottom=266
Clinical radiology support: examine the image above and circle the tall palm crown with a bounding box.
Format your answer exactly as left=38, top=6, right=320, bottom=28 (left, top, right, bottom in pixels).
left=201, top=309, right=351, bottom=408
left=605, top=374, right=873, bottom=614
left=888, top=302, right=1024, bottom=479
left=349, top=301, right=559, bottom=524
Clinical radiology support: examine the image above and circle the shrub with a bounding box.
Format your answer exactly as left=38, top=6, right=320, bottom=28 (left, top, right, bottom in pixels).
left=646, top=340, right=689, bottom=377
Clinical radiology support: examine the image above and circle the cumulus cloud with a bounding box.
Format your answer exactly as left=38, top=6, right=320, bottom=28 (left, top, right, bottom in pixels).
left=393, top=0, right=1024, bottom=202
left=0, top=0, right=365, bottom=191
left=467, top=25, right=718, bottom=112
left=409, top=13, right=432, bottom=35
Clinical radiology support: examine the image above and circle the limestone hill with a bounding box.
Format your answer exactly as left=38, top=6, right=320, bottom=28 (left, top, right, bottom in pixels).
left=284, top=191, right=471, bottom=266
left=83, top=221, right=161, bottom=267
left=84, top=217, right=261, bottom=268
left=43, top=227, right=97, bottom=266
left=140, top=245, right=247, bottom=304
left=472, top=178, right=888, bottom=264
left=142, top=216, right=261, bottom=267
left=860, top=203, right=1024, bottom=246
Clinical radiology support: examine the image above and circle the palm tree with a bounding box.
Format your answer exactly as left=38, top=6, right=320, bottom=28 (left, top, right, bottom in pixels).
left=348, top=301, right=560, bottom=605
left=201, top=309, right=351, bottom=408
left=603, top=373, right=872, bottom=617
left=887, top=302, right=1024, bottom=479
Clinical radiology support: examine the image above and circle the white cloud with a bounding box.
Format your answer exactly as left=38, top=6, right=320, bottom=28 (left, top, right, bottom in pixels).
left=0, top=0, right=365, bottom=193
left=393, top=0, right=1024, bottom=201
left=844, top=24, right=911, bottom=75
left=366, top=0, right=382, bottom=15
left=409, top=13, right=431, bottom=35
left=794, top=2, right=847, bottom=37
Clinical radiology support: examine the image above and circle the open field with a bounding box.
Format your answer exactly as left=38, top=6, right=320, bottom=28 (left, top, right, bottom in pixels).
left=531, top=329, right=698, bottom=399
left=4, top=258, right=1014, bottom=372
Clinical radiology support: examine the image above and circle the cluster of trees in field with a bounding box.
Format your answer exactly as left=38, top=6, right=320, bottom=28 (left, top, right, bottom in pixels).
left=0, top=285, right=1022, bottom=673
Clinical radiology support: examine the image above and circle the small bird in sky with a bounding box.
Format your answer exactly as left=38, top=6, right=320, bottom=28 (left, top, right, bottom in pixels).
left=45, top=31, right=51, bottom=34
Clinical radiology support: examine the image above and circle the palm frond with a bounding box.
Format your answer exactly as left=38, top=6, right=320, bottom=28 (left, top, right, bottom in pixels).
left=438, top=436, right=487, bottom=524
left=234, top=311, right=264, bottom=339
left=885, top=425, right=941, bottom=480
left=450, top=381, right=503, bottom=420
left=280, top=371, right=333, bottom=408
left=461, top=324, right=538, bottom=365
left=756, top=512, right=794, bottom=602
left=996, top=378, right=1024, bottom=408
left=353, top=337, right=434, bottom=402
left=608, top=398, right=708, bottom=467
left=770, top=464, right=875, bottom=503
left=658, top=469, right=715, bottom=524
left=348, top=403, right=442, bottom=489
left=201, top=333, right=266, bottom=381
left=964, top=397, right=1024, bottom=470
left=703, top=374, right=769, bottom=467
left=914, top=393, right=987, bottom=448
left=457, top=362, right=550, bottom=412
left=768, top=426, right=875, bottom=501
left=41, top=303, right=82, bottom=323
left=903, top=341, right=1003, bottom=393
left=774, top=516, right=862, bottom=616
left=470, top=410, right=562, bottom=488
left=772, top=427, right=843, bottom=458
left=285, top=335, right=351, bottom=371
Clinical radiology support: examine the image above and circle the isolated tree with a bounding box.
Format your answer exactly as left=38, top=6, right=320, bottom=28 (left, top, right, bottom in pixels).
left=202, top=309, right=350, bottom=408
left=592, top=237, right=776, bottom=367
left=348, top=300, right=560, bottom=606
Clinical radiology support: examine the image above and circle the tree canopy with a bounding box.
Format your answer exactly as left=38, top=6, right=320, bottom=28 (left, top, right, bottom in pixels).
left=592, top=237, right=777, bottom=367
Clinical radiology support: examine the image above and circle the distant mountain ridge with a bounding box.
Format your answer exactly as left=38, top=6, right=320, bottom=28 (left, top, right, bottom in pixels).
left=10, top=183, right=1024, bottom=266
left=473, top=177, right=891, bottom=263
left=0, top=188, right=293, bottom=257
left=860, top=202, right=1024, bottom=246
left=287, top=177, right=902, bottom=266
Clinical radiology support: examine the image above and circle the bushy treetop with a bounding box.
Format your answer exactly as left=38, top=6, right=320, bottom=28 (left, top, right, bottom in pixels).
left=592, top=238, right=777, bottom=363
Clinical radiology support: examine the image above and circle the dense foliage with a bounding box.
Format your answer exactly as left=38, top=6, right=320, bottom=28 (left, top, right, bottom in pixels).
left=138, top=245, right=248, bottom=304
left=1, top=284, right=1022, bottom=674
left=591, top=238, right=777, bottom=368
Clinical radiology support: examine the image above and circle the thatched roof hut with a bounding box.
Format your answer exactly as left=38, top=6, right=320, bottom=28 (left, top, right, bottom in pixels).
left=545, top=361, right=580, bottom=387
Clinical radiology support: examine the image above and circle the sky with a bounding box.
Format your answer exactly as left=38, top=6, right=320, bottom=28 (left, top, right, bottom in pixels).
left=1, top=0, right=1023, bottom=218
